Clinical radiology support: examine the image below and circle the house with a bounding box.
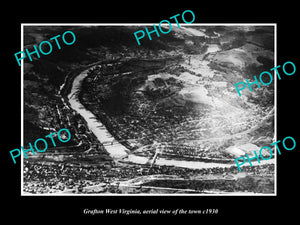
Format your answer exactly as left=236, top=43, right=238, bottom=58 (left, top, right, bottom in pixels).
left=224, top=143, right=260, bottom=158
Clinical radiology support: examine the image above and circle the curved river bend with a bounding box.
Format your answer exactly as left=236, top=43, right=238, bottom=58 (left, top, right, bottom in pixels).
left=66, top=66, right=274, bottom=169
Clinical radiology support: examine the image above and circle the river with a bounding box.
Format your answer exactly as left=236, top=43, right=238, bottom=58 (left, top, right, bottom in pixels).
left=66, top=64, right=275, bottom=170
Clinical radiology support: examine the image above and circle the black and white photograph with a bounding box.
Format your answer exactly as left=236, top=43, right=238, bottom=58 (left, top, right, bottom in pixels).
left=3, top=3, right=299, bottom=221
left=21, top=24, right=276, bottom=195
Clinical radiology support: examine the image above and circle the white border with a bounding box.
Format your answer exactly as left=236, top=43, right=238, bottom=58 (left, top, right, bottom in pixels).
left=21, top=24, right=24, bottom=196
left=21, top=23, right=277, bottom=196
